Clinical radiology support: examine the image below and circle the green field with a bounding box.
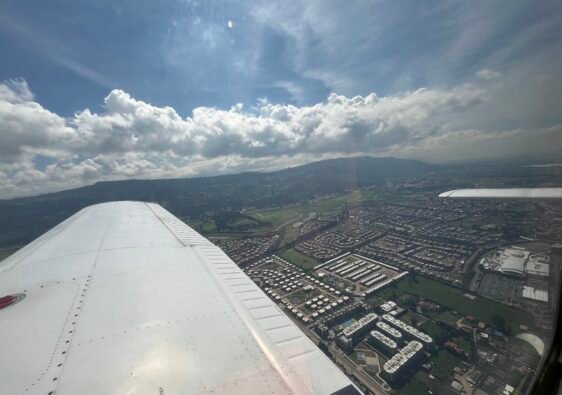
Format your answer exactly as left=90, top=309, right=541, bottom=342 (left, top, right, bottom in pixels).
left=278, top=248, right=319, bottom=270
left=279, top=225, right=300, bottom=248
left=399, top=380, right=427, bottom=395
left=429, top=309, right=463, bottom=327
left=287, top=290, right=308, bottom=305
left=252, top=208, right=304, bottom=229
left=238, top=189, right=383, bottom=243
left=420, top=320, right=448, bottom=341
left=431, top=350, right=461, bottom=381
left=249, top=189, right=376, bottom=227
left=402, top=371, right=457, bottom=395
left=185, top=218, right=217, bottom=233
left=377, top=276, right=535, bottom=330
left=399, top=311, right=422, bottom=326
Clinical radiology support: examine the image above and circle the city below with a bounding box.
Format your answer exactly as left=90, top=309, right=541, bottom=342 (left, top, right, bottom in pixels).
left=209, top=173, right=561, bottom=395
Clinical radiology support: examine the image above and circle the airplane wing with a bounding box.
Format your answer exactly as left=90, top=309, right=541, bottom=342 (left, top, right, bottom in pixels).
left=0, top=202, right=360, bottom=395
left=439, top=188, right=562, bottom=199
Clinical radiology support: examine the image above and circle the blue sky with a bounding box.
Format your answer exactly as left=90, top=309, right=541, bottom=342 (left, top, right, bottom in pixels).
left=0, top=0, right=562, bottom=197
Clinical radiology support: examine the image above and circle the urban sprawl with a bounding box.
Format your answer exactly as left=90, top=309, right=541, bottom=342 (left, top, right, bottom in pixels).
left=213, top=196, right=561, bottom=395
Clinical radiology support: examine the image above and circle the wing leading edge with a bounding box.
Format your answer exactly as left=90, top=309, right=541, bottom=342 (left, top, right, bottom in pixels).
left=439, top=188, right=562, bottom=199
left=0, top=202, right=360, bottom=395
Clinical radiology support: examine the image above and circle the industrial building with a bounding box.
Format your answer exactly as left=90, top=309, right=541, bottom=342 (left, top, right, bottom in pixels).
left=316, top=253, right=408, bottom=297
left=480, top=247, right=551, bottom=285
left=525, top=253, right=550, bottom=277
left=480, top=247, right=528, bottom=276
left=522, top=286, right=549, bottom=303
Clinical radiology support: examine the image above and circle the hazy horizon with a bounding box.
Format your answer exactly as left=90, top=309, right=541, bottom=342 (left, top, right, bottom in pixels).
left=2, top=154, right=558, bottom=201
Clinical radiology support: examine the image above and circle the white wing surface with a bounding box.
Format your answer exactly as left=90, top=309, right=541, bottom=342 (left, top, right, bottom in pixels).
left=439, top=188, right=562, bottom=199
left=0, top=202, right=360, bottom=395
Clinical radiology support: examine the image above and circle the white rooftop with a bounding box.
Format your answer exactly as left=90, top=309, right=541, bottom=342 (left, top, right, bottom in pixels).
left=342, top=313, right=378, bottom=338
left=522, top=286, right=549, bottom=302
left=370, top=330, right=397, bottom=350
left=525, top=255, right=549, bottom=277
left=499, top=248, right=529, bottom=275
left=382, top=315, right=433, bottom=344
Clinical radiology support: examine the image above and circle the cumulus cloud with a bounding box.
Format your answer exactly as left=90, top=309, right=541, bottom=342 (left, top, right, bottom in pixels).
left=0, top=78, right=34, bottom=103
left=0, top=78, right=559, bottom=198
left=0, top=80, right=77, bottom=162
left=1, top=79, right=486, bottom=161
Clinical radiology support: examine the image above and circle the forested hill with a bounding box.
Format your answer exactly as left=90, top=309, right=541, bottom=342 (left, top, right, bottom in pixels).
left=0, top=156, right=436, bottom=247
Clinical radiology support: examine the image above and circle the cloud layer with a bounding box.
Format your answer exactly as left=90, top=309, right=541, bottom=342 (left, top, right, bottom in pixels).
left=0, top=78, right=561, bottom=198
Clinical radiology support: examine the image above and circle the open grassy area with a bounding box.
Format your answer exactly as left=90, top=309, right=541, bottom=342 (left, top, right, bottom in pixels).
left=279, top=225, right=300, bottom=248
left=377, top=276, right=535, bottom=331
left=252, top=208, right=304, bottom=229
left=420, top=320, right=448, bottom=340
left=431, top=350, right=461, bottom=381
left=399, top=380, right=428, bottom=395
left=308, top=190, right=366, bottom=211
left=287, top=290, right=308, bottom=305
left=399, top=311, right=422, bottom=326
left=278, top=248, right=319, bottom=270
left=186, top=212, right=272, bottom=235
left=429, top=309, right=463, bottom=327
left=411, top=370, right=457, bottom=395
left=185, top=218, right=217, bottom=233
left=249, top=189, right=378, bottom=228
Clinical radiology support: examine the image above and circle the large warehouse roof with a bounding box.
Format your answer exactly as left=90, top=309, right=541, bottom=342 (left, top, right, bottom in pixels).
left=522, top=286, right=548, bottom=302
left=525, top=262, right=549, bottom=277
left=499, top=248, right=529, bottom=276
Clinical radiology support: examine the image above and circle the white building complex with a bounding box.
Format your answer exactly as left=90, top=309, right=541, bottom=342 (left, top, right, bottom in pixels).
left=337, top=313, right=378, bottom=351
left=525, top=253, right=550, bottom=277
left=370, top=330, right=398, bottom=355
left=479, top=247, right=549, bottom=278
left=376, top=321, right=403, bottom=341
left=382, top=341, right=424, bottom=382
left=382, top=314, right=434, bottom=350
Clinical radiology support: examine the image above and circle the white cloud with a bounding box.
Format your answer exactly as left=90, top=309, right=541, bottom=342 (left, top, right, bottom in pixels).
left=0, top=82, right=77, bottom=161
left=0, top=78, right=560, bottom=198
left=476, top=69, right=501, bottom=80
left=0, top=78, right=34, bottom=103
left=3, top=81, right=484, bottom=161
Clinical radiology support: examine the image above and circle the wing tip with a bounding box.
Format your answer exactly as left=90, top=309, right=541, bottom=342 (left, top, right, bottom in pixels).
left=438, top=190, right=457, bottom=198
